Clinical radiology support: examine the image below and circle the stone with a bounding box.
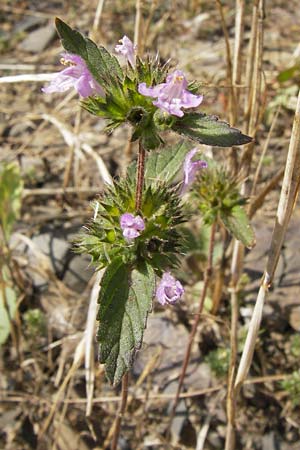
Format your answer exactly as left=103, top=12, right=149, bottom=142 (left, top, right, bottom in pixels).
left=288, top=305, right=300, bottom=331
left=19, top=23, right=56, bottom=53
left=63, top=254, right=94, bottom=293
left=262, top=432, right=278, bottom=450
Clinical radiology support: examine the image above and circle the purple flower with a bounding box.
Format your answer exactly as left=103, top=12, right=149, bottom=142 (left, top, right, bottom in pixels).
left=138, top=69, right=203, bottom=117
left=156, top=272, right=184, bottom=305
left=181, top=148, right=207, bottom=194
left=115, top=36, right=136, bottom=67
left=120, top=213, right=145, bottom=240
left=42, top=53, right=103, bottom=98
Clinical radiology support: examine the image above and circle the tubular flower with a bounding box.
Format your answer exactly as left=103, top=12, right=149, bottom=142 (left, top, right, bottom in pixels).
left=120, top=213, right=145, bottom=240
left=42, top=53, right=102, bottom=98
left=115, top=35, right=136, bottom=67
left=181, top=148, right=207, bottom=194
left=138, top=69, right=203, bottom=117
left=156, top=272, right=184, bottom=305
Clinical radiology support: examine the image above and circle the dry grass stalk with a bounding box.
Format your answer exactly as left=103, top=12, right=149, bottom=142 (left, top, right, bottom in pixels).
left=235, top=87, right=300, bottom=394
left=91, top=0, right=106, bottom=42
left=0, top=73, right=57, bottom=83
left=134, top=0, right=144, bottom=56
left=249, top=167, right=284, bottom=218
left=251, top=106, right=281, bottom=196
left=215, top=0, right=235, bottom=124
left=225, top=2, right=265, bottom=448
left=85, top=272, right=103, bottom=416
left=232, top=0, right=245, bottom=109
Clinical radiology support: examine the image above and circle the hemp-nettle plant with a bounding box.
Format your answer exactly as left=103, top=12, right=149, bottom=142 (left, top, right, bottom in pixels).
left=43, top=18, right=254, bottom=385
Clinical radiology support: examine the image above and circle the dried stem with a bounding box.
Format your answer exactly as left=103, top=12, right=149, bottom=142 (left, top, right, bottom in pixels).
left=232, top=0, right=245, bottom=108
left=111, top=373, right=129, bottom=450
left=91, top=0, right=106, bottom=41
left=134, top=0, right=144, bottom=56
left=251, top=106, right=281, bottom=197
left=135, top=141, right=146, bottom=210
left=215, top=0, right=235, bottom=125
left=234, top=86, right=300, bottom=395
left=225, top=288, right=239, bottom=450
left=168, top=222, right=217, bottom=430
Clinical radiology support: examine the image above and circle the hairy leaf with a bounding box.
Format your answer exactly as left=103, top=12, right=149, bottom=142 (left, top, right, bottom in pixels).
left=144, top=141, right=193, bottom=185
left=128, top=141, right=193, bottom=185
left=220, top=205, right=255, bottom=248
left=97, top=258, right=155, bottom=385
left=55, top=18, right=123, bottom=89
left=172, top=113, right=253, bottom=147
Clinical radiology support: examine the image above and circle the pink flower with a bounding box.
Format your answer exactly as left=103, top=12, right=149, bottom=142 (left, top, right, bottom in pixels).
left=120, top=213, right=145, bottom=240
left=138, top=69, right=203, bottom=117
left=156, top=272, right=184, bottom=305
left=181, top=148, right=207, bottom=194
left=115, top=36, right=136, bottom=67
left=42, top=53, right=102, bottom=98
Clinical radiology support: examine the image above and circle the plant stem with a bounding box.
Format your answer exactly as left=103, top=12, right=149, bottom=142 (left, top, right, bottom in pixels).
left=135, top=141, right=146, bottom=211
left=111, top=372, right=129, bottom=450
left=225, top=287, right=239, bottom=450
left=168, top=222, right=216, bottom=430
left=110, top=140, right=145, bottom=449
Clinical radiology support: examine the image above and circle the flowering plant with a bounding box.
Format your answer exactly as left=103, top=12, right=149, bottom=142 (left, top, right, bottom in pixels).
left=44, top=18, right=254, bottom=386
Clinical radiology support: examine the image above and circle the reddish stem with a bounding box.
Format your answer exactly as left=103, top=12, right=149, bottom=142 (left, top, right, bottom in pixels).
left=135, top=141, right=146, bottom=211
left=111, top=372, right=129, bottom=450
left=167, top=222, right=216, bottom=430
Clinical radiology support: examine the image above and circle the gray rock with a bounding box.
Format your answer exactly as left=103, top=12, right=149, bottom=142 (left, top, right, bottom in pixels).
left=14, top=16, right=45, bottom=34
left=32, top=233, right=70, bottom=274
left=133, top=315, right=211, bottom=392
left=63, top=254, right=94, bottom=293
left=19, top=23, right=56, bottom=53
left=262, top=432, right=280, bottom=450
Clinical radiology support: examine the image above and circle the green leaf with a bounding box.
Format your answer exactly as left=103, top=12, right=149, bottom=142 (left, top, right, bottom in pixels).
left=128, top=141, right=193, bottom=186
left=277, top=64, right=300, bottom=83
left=144, top=141, right=193, bottom=185
left=97, top=258, right=155, bottom=385
left=55, top=18, right=123, bottom=89
left=0, top=162, right=23, bottom=241
left=172, top=113, right=253, bottom=147
left=220, top=205, right=255, bottom=248
left=0, top=267, right=17, bottom=345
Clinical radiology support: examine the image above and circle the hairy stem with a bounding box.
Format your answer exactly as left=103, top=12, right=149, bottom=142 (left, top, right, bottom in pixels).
left=111, top=373, right=129, bottom=450
left=135, top=141, right=146, bottom=210
left=110, top=140, right=145, bottom=449
left=168, top=222, right=217, bottom=429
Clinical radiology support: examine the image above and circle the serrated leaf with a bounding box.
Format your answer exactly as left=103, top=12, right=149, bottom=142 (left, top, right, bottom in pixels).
left=144, top=141, right=193, bottom=185
left=220, top=205, right=255, bottom=248
left=55, top=18, right=123, bottom=89
left=97, top=258, right=155, bottom=385
left=0, top=162, right=23, bottom=240
left=128, top=141, right=193, bottom=186
left=172, top=113, right=253, bottom=147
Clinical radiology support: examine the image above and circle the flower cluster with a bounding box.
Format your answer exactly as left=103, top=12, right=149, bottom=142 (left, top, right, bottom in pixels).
left=181, top=148, right=207, bottom=194
left=115, top=35, right=136, bottom=67
left=42, top=53, right=102, bottom=98
left=120, top=213, right=145, bottom=240
left=119, top=213, right=185, bottom=305
left=156, top=272, right=184, bottom=305
left=138, top=70, right=203, bottom=117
